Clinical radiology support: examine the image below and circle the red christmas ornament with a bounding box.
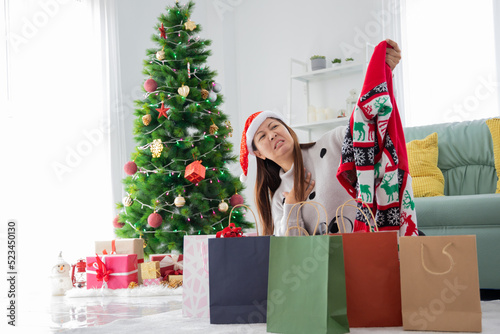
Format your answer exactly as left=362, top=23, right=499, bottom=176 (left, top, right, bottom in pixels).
left=185, top=160, right=206, bottom=184
left=148, top=212, right=162, bottom=228
left=144, top=78, right=157, bottom=93
left=124, top=161, right=137, bottom=175
left=159, top=23, right=166, bottom=39
left=156, top=101, right=170, bottom=119
left=113, top=215, right=124, bottom=228
left=230, top=193, right=244, bottom=207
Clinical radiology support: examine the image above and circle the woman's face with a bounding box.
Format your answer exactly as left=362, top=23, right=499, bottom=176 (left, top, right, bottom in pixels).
left=253, top=118, right=294, bottom=166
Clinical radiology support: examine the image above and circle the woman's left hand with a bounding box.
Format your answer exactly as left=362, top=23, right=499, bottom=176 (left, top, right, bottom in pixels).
left=385, top=39, right=401, bottom=71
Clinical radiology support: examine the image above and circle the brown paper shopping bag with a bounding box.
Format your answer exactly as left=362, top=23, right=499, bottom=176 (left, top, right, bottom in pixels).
left=399, top=235, right=482, bottom=332
left=334, top=198, right=402, bottom=328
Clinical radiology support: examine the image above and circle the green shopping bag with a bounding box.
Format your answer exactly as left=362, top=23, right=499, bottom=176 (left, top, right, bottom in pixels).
left=266, top=202, right=349, bottom=334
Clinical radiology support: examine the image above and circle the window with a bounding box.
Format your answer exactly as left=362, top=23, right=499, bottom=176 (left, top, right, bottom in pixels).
left=401, top=0, right=498, bottom=126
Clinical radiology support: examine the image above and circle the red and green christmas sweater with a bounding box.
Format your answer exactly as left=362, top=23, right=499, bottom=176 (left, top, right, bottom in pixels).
left=336, top=40, right=418, bottom=236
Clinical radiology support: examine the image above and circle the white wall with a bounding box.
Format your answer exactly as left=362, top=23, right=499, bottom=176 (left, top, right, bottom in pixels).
left=114, top=0, right=390, bottom=228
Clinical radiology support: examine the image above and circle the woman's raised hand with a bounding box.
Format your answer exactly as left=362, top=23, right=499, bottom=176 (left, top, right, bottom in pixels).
left=283, top=169, right=315, bottom=205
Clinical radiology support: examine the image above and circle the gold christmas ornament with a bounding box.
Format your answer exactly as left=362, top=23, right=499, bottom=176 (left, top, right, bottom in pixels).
left=142, top=114, right=152, bottom=126
left=184, top=19, right=197, bottom=31
left=156, top=50, right=165, bottom=61
left=209, top=123, right=219, bottom=135
left=178, top=84, right=190, bottom=97
left=218, top=200, right=228, bottom=213
left=174, top=195, right=186, bottom=207
left=224, top=121, right=233, bottom=137
left=200, top=88, right=209, bottom=100
left=123, top=195, right=133, bottom=207
left=150, top=139, right=164, bottom=158
left=128, top=282, right=138, bottom=289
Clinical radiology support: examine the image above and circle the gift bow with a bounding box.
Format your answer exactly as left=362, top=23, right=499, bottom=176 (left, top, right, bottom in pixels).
left=159, top=254, right=183, bottom=271
left=216, top=223, right=244, bottom=238
left=90, top=254, right=112, bottom=283
left=164, top=269, right=183, bottom=280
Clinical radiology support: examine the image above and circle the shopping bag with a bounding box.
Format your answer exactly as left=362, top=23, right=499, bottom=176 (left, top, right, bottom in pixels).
left=334, top=198, right=402, bottom=327
left=182, top=234, right=215, bottom=318
left=267, top=201, right=349, bottom=334
left=399, top=235, right=482, bottom=332
left=208, top=204, right=270, bottom=324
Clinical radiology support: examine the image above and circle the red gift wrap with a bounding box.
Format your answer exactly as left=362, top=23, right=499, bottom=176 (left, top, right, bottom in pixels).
left=185, top=160, right=205, bottom=183
left=86, top=254, right=138, bottom=290
left=150, top=254, right=183, bottom=278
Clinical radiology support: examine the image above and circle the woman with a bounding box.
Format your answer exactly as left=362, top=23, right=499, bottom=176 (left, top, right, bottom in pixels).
left=239, top=39, right=402, bottom=236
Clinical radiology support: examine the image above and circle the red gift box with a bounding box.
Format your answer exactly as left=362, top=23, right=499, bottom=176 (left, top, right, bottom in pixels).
left=150, top=254, right=183, bottom=278
left=86, top=254, right=138, bottom=290
left=185, top=160, right=205, bottom=183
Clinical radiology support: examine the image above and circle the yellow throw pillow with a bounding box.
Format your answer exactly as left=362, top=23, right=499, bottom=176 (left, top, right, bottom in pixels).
left=486, top=118, right=500, bottom=193
left=406, top=132, right=445, bottom=197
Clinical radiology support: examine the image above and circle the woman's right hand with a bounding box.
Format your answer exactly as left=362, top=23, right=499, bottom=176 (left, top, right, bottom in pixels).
left=283, top=169, right=315, bottom=204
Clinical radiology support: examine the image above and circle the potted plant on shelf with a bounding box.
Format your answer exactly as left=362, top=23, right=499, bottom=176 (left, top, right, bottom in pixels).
left=310, top=55, right=326, bottom=71
left=331, top=58, right=342, bottom=67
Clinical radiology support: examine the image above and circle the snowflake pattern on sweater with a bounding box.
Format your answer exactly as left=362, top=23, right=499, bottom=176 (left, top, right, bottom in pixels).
left=336, top=41, right=418, bottom=236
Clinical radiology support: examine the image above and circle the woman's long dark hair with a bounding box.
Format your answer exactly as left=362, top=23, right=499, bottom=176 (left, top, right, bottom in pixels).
left=253, top=119, right=315, bottom=235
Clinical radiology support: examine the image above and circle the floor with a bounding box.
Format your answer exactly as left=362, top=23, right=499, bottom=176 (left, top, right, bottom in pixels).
left=3, top=288, right=500, bottom=333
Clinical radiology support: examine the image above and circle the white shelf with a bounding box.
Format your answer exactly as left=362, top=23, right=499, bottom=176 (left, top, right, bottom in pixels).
left=291, top=63, right=364, bottom=82
left=292, top=117, right=349, bottom=131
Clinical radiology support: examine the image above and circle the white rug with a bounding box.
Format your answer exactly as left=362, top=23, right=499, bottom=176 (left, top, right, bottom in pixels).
left=60, top=300, right=500, bottom=333
left=65, top=285, right=183, bottom=298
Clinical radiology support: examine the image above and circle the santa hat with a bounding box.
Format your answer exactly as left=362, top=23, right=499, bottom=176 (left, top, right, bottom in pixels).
left=239, top=110, right=285, bottom=182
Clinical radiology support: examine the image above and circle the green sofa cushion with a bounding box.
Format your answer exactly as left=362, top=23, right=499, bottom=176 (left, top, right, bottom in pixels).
left=404, top=119, right=497, bottom=196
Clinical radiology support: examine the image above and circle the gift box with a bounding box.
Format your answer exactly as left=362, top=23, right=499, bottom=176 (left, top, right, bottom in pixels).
left=143, top=277, right=163, bottom=286
left=141, top=261, right=161, bottom=279
left=182, top=235, right=216, bottom=318
left=95, top=238, right=145, bottom=284
left=150, top=254, right=183, bottom=278
left=168, top=274, right=183, bottom=284
left=86, top=254, right=138, bottom=290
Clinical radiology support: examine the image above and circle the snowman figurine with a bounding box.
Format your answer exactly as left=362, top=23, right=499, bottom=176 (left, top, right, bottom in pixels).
left=50, top=251, right=73, bottom=296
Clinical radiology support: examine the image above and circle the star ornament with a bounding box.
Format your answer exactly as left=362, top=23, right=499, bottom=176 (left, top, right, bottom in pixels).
left=184, top=19, right=197, bottom=31
left=159, top=23, right=166, bottom=39
left=156, top=101, right=170, bottom=119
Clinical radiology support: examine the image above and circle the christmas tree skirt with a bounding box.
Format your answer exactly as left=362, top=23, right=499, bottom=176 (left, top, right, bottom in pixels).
left=65, top=285, right=182, bottom=298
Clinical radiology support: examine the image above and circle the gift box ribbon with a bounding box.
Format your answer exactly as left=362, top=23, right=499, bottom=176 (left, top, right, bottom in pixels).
left=159, top=254, right=183, bottom=271
left=164, top=269, right=183, bottom=280
left=216, top=223, right=244, bottom=238
left=87, top=254, right=138, bottom=289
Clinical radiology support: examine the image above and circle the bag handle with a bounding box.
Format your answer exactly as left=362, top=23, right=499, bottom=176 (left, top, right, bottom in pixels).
left=228, top=204, right=260, bottom=236
left=285, top=201, right=328, bottom=236
left=333, top=198, right=378, bottom=233
left=421, top=242, right=455, bottom=275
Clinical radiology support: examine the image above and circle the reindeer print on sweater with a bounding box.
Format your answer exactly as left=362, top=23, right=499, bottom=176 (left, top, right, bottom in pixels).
left=336, top=41, right=418, bottom=236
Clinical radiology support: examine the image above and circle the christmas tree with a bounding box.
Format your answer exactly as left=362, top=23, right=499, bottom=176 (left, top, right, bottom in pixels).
left=114, top=1, right=251, bottom=255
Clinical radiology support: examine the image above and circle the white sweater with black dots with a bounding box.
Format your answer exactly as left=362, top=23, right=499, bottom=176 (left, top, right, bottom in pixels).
left=272, top=126, right=356, bottom=236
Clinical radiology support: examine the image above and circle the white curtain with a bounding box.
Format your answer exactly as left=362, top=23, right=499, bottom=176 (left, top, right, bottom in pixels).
left=400, top=0, right=499, bottom=127
left=0, top=0, right=119, bottom=300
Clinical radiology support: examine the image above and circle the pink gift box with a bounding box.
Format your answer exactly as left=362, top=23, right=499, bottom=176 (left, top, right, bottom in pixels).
left=150, top=254, right=183, bottom=277
left=143, top=278, right=163, bottom=286
left=86, top=254, right=138, bottom=290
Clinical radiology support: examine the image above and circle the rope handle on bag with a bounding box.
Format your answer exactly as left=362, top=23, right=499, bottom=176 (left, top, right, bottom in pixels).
left=228, top=204, right=260, bottom=236
left=334, top=198, right=378, bottom=233
left=421, top=242, right=455, bottom=275
left=285, top=201, right=328, bottom=236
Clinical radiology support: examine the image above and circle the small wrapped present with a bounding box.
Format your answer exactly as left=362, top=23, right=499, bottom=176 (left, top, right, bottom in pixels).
left=86, top=254, right=138, bottom=290
left=150, top=254, right=183, bottom=278
left=143, top=277, right=163, bottom=286
left=141, top=261, right=161, bottom=279
left=95, top=238, right=145, bottom=284
left=165, top=269, right=183, bottom=282
left=168, top=274, right=183, bottom=284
